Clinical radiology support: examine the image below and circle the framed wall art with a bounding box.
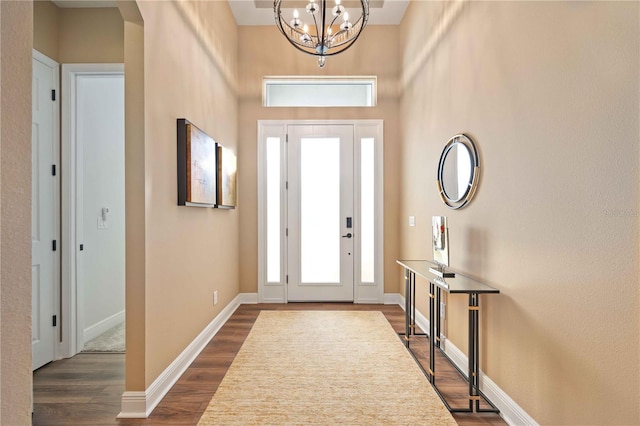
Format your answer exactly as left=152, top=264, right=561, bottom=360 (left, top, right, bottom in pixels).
left=215, top=143, right=237, bottom=209
left=177, top=118, right=217, bottom=207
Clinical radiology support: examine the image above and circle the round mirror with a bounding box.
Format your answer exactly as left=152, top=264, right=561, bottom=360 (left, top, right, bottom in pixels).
left=437, top=134, right=480, bottom=209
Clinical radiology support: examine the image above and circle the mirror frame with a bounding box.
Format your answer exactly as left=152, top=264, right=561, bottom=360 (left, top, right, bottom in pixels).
left=437, top=134, right=480, bottom=209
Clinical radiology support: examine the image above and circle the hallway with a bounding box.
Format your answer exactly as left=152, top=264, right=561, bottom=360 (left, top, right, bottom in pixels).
left=33, top=303, right=504, bottom=425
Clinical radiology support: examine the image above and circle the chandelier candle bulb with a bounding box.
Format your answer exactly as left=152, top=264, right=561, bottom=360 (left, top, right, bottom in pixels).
left=332, top=0, right=345, bottom=17
left=290, top=9, right=302, bottom=29
left=340, top=12, right=352, bottom=31
left=306, top=0, right=317, bottom=14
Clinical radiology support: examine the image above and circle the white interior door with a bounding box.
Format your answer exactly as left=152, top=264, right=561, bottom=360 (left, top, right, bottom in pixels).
left=287, top=125, right=354, bottom=301
left=32, top=51, right=59, bottom=370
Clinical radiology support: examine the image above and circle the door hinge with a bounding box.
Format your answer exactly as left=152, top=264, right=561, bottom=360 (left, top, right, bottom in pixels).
left=285, top=134, right=288, bottom=143
left=286, top=275, right=288, bottom=284
left=51, top=89, right=56, bottom=101
left=52, top=315, right=57, bottom=327
left=286, top=228, right=288, bottom=237
left=52, top=240, right=57, bottom=251
left=286, top=181, right=288, bottom=190
left=52, top=164, right=57, bottom=176
left=79, top=244, right=84, bottom=251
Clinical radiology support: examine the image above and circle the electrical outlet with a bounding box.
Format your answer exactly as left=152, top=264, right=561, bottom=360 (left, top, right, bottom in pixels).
left=213, top=290, right=218, bottom=306
left=440, top=302, right=446, bottom=318
left=409, top=215, right=415, bottom=227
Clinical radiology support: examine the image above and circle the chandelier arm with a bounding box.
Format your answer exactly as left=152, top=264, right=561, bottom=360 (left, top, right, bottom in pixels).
left=321, top=20, right=367, bottom=55
left=329, top=15, right=365, bottom=47
left=328, top=13, right=342, bottom=32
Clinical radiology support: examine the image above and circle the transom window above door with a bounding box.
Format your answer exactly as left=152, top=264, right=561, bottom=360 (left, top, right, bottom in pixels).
left=262, top=77, right=377, bottom=107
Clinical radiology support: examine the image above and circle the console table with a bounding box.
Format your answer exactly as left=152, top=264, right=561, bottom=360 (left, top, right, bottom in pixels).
left=397, top=260, right=500, bottom=413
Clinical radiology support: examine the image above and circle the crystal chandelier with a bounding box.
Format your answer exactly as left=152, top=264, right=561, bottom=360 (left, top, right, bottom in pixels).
left=274, top=0, right=370, bottom=68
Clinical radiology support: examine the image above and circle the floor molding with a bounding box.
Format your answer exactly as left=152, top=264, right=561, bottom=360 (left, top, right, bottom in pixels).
left=396, top=295, right=537, bottom=426
left=383, top=293, right=403, bottom=305
left=83, top=310, right=125, bottom=343
left=237, top=292, right=258, bottom=304
left=117, top=293, right=247, bottom=418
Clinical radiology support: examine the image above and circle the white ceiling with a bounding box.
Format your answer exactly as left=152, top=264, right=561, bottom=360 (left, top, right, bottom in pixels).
left=229, top=0, right=409, bottom=26
left=52, top=0, right=409, bottom=26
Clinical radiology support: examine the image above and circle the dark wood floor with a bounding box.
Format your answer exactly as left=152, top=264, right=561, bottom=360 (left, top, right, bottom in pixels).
left=33, top=303, right=506, bottom=425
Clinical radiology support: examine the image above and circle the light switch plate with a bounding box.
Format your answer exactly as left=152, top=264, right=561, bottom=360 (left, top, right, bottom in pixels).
left=409, top=216, right=415, bottom=227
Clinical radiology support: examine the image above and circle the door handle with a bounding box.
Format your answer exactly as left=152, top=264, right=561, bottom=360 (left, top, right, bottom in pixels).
left=342, top=233, right=353, bottom=238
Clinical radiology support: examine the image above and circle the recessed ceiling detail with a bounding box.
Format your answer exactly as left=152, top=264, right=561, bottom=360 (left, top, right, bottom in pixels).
left=50, top=0, right=409, bottom=26
left=52, top=0, right=117, bottom=8
left=229, top=0, right=408, bottom=26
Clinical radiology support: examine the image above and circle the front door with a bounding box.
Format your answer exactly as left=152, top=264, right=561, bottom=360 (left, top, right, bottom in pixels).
left=287, top=125, right=354, bottom=301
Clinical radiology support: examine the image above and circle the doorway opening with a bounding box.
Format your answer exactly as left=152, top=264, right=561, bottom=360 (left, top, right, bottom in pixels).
left=61, top=64, right=126, bottom=356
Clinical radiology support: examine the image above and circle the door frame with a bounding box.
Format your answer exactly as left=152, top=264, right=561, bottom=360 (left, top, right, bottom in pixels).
left=257, top=120, right=384, bottom=304
left=60, top=63, right=125, bottom=357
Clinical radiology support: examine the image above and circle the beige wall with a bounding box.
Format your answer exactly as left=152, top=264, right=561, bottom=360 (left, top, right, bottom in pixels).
left=122, top=16, right=146, bottom=391
left=33, top=0, right=59, bottom=61
left=400, top=1, right=639, bottom=424
left=237, top=25, right=401, bottom=295
left=59, top=7, right=123, bottom=63
left=34, top=1, right=123, bottom=64
left=0, top=1, right=33, bottom=424
left=136, top=0, right=239, bottom=387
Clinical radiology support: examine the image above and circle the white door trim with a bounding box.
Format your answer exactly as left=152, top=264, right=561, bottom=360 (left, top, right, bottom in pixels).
left=257, top=120, right=384, bottom=304
left=60, top=63, right=124, bottom=357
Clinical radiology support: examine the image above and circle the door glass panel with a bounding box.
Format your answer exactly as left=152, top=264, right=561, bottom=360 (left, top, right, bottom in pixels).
left=361, top=138, right=375, bottom=283
left=300, top=137, right=340, bottom=283
left=266, top=137, right=281, bottom=283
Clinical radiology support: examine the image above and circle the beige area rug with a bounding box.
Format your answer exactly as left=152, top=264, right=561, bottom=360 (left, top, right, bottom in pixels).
left=198, top=311, right=457, bottom=425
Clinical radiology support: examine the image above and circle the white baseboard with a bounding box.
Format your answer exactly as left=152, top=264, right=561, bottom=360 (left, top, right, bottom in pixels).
left=117, top=293, right=248, bottom=418
left=395, top=296, right=537, bottom=426
left=355, top=298, right=382, bottom=304
left=237, top=292, right=258, bottom=304
left=261, top=297, right=286, bottom=303
left=384, top=293, right=403, bottom=305
left=83, top=310, right=125, bottom=342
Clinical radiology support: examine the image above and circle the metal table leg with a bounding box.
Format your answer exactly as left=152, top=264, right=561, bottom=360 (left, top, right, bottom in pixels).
left=404, top=268, right=411, bottom=347
left=436, top=286, right=442, bottom=349
left=469, top=293, right=479, bottom=411
left=429, top=280, right=436, bottom=383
